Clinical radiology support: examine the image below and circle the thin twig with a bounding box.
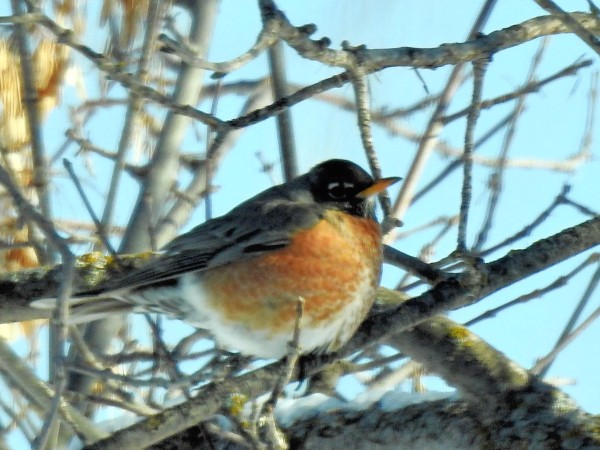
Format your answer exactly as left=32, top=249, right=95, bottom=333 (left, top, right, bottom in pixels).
left=574, top=68, right=597, bottom=176
left=465, top=253, right=599, bottom=326
left=64, top=363, right=209, bottom=390
left=383, top=245, right=447, bottom=283
left=10, top=0, right=53, bottom=264
left=390, top=0, right=499, bottom=223
left=158, top=14, right=278, bottom=74
left=0, top=147, right=78, bottom=449
left=258, top=296, right=304, bottom=450
left=404, top=113, right=513, bottom=210
left=441, top=58, right=593, bottom=124
left=144, top=315, right=191, bottom=398
left=534, top=260, right=600, bottom=377
left=155, top=84, right=272, bottom=240
left=481, top=184, right=572, bottom=256
left=33, top=255, right=75, bottom=450
left=204, top=77, right=224, bottom=221
left=533, top=299, right=600, bottom=376
left=396, top=216, right=458, bottom=291
left=69, top=392, right=159, bottom=417
left=63, top=159, right=117, bottom=255
left=263, top=297, right=305, bottom=414
left=533, top=0, right=600, bottom=56
left=0, top=338, right=106, bottom=443
left=348, top=66, right=396, bottom=231
left=473, top=37, right=548, bottom=251
left=122, top=0, right=219, bottom=251
left=367, top=360, right=423, bottom=393
left=405, top=184, right=584, bottom=291
left=0, top=165, right=65, bottom=254
left=268, top=40, right=298, bottom=181
left=562, top=196, right=598, bottom=217
left=255, top=151, right=279, bottom=185
left=458, top=58, right=488, bottom=251
left=0, top=395, right=37, bottom=444
left=100, top=0, right=164, bottom=240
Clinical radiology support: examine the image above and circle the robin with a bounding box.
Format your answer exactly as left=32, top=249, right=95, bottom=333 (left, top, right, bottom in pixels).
left=35, top=159, right=400, bottom=358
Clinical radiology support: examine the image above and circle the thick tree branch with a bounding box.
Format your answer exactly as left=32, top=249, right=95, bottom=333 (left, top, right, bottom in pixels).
left=2, top=215, right=598, bottom=330
left=352, top=216, right=600, bottom=352
left=1, top=215, right=598, bottom=447
left=0, top=338, right=106, bottom=443
left=79, top=309, right=600, bottom=448
left=1, top=10, right=597, bottom=134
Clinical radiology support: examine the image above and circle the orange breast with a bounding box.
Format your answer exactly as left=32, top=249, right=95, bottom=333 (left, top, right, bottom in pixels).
left=198, top=210, right=383, bottom=336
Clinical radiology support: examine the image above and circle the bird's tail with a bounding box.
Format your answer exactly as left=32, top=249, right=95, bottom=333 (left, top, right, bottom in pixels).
left=31, top=295, right=135, bottom=324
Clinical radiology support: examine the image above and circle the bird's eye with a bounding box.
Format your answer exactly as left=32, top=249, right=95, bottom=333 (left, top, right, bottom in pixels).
left=327, top=181, right=355, bottom=200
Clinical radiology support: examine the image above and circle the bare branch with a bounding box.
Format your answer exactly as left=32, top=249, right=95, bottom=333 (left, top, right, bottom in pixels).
left=473, top=38, right=549, bottom=251
left=9, top=0, right=52, bottom=262
left=390, top=0, right=498, bottom=222
left=268, top=40, right=298, bottom=181
left=534, top=259, right=600, bottom=376
left=0, top=338, right=106, bottom=443
left=458, top=58, right=488, bottom=251
left=158, top=16, right=279, bottom=74
left=533, top=0, right=600, bottom=56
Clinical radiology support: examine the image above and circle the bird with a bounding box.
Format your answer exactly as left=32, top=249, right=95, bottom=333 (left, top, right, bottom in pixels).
left=34, top=159, right=400, bottom=358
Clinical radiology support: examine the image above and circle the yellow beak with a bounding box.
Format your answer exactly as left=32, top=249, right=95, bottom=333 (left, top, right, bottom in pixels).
left=356, top=176, right=402, bottom=199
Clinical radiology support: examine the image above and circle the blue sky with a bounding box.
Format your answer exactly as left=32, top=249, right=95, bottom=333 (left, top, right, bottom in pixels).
left=197, top=3, right=600, bottom=414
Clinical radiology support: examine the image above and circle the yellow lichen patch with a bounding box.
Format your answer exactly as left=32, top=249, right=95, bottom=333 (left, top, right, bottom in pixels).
left=228, top=393, right=248, bottom=416
left=73, top=251, right=159, bottom=289
left=227, top=393, right=248, bottom=417
left=226, top=393, right=251, bottom=429
left=447, top=324, right=472, bottom=342
left=374, top=287, right=410, bottom=306
left=145, top=415, right=162, bottom=431
left=76, top=251, right=157, bottom=269
left=76, top=251, right=111, bottom=268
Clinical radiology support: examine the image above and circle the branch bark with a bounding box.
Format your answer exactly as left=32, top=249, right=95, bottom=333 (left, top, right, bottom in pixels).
left=2, top=215, right=598, bottom=447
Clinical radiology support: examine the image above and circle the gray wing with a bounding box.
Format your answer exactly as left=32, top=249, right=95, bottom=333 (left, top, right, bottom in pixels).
left=83, top=195, right=323, bottom=295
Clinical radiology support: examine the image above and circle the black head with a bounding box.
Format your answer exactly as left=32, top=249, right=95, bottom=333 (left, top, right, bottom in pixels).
left=307, top=159, right=400, bottom=218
